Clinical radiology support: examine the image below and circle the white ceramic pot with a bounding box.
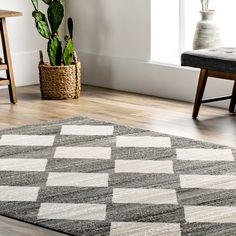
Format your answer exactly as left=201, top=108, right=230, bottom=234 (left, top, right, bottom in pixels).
left=193, top=10, right=222, bottom=50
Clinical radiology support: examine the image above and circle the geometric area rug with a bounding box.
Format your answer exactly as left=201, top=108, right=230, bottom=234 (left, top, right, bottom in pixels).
left=0, top=116, right=235, bottom=236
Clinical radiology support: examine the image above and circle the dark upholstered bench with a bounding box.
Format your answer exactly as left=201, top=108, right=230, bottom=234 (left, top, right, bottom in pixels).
left=181, top=48, right=236, bottom=119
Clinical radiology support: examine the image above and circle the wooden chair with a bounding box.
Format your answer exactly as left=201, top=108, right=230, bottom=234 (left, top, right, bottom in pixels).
left=181, top=48, right=236, bottom=119
left=0, top=10, right=22, bottom=104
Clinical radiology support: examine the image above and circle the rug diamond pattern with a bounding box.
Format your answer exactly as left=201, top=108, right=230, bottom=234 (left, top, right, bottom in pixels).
left=0, top=117, right=235, bottom=236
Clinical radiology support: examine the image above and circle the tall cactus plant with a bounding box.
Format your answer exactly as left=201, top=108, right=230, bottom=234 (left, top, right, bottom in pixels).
left=30, top=0, right=75, bottom=66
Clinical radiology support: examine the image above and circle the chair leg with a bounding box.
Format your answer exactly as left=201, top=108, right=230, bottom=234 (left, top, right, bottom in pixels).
left=229, top=80, right=236, bottom=113
left=192, top=69, right=208, bottom=119
left=0, top=18, right=17, bottom=104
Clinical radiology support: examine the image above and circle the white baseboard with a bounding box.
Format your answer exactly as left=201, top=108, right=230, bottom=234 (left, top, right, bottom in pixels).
left=79, top=52, right=234, bottom=109
left=7, top=51, right=233, bottom=110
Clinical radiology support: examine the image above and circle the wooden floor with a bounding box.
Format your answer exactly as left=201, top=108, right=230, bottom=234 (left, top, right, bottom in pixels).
left=0, top=84, right=235, bottom=236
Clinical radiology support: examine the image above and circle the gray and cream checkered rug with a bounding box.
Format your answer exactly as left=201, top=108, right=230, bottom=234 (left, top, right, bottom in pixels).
left=0, top=116, right=235, bottom=236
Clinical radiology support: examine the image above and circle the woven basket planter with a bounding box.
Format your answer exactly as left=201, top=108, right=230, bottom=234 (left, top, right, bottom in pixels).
left=38, top=51, right=81, bottom=100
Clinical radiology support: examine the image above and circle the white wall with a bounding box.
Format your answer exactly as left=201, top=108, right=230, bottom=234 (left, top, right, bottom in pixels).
left=0, top=0, right=65, bottom=87
left=0, top=0, right=49, bottom=86
left=2, top=1, right=233, bottom=108
left=66, top=0, right=234, bottom=108
left=66, top=0, right=150, bottom=60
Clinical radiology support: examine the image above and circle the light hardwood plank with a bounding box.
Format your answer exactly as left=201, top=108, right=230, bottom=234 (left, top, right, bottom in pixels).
left=0, top=85, right=234, bottom=147
left=0, top=215, right=67, bottom=236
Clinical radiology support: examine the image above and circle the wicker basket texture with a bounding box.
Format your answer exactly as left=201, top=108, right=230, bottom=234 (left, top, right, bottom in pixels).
left=39, top=51, right=81, bottom=100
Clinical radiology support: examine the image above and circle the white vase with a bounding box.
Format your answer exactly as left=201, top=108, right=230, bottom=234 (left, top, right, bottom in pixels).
left=193, top=10, right=221, bottom=50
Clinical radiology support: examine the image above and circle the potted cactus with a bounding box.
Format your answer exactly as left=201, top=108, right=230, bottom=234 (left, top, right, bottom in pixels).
left=30, top=0, right=81, bottom=100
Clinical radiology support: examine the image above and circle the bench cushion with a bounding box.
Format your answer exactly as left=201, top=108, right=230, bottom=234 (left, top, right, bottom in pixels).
left=181, top=48, right=236, bottom=73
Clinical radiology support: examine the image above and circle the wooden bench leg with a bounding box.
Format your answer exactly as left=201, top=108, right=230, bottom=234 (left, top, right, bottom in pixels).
left=192, top=69, right=208, bottom=119
left=229, top=80, right=236, bottom=113
left=0, top=18, right=17, bottom=104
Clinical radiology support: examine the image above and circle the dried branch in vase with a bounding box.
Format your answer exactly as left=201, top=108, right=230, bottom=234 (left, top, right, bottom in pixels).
left=201, top=0, right=209, bottom=12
